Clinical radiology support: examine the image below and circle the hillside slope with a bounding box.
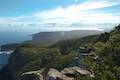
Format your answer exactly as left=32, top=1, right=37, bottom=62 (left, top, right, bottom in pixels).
left=0, top=34, right=99, bottom=80
left=28, top=30, right=102, bottom=46
left=1, top=24, right=120, bottom=80
left=51, top=35, right=99, bottom=54
left=79, top=24, right=120, bottom=80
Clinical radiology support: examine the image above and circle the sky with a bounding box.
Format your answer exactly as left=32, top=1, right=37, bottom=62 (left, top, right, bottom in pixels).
left=0, top=0, right=120, bottom=30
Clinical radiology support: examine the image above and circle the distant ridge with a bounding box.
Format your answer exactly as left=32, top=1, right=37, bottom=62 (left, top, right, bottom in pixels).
left=26, top=30, right=103, bottom=46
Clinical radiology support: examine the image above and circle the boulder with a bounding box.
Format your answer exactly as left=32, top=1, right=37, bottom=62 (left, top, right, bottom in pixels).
left=21, top=67, right=93, bottom=80
left=47, top=68, right=74, bottom=80
left=60, top=66, right=90, bottom=75
left=21, top=69, right=44, bottom=80
left=47, top=68, right=62, bottom=79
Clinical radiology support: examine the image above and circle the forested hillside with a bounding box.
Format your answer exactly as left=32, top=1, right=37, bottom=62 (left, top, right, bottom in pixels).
left=0, top=24, right=120, bottom=80
left=27, top=30, right=102, bottom=46
left=51, top=35, right=99, bottom=54
left=78, top=24, right=120, bottom=80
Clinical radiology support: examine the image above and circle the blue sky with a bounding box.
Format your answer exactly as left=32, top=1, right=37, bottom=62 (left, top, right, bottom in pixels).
left=0, top=0, right=120, bottom=30
left=0, top=0, right=83, bottom=17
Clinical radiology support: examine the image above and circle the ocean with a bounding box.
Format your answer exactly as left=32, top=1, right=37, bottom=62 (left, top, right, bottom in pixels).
left=0, top=51, right=13, bottom=70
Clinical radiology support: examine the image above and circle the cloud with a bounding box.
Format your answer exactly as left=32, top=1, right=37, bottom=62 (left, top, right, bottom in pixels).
left=0, top=0, right=120, bottom=29
left=34, top=0, right=120, bottom=23
left=72, top=0, right=119, bottom=11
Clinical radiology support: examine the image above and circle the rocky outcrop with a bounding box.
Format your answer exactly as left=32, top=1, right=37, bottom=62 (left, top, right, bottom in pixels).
left=20, top=66, right=93, bottom=80
left=21, top=69, right=44, bottom=80
left=60, top=66, right=90, bottom=75
left=47, top=66, right=93, bottom=80
left=47, top=68, right=74, bottom=80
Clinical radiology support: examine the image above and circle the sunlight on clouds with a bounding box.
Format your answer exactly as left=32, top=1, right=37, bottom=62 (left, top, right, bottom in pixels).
left=74, top=0, right=78, bottom=2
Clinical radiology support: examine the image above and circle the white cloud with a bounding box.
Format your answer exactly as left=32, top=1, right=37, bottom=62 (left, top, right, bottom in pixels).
left=0, top=0, right=120, bottom=30
left=71, top=0, right=119, bottom=11
left=34, top=0, right=120, bottom=23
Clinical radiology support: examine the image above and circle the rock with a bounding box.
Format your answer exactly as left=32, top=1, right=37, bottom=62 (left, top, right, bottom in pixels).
left=21, top=67, right=93, bottom=80
left=62, top=75, right=74, bottom=80
left=47, top=68, right=74, bottom=80
left=47, top=68, right=62, bottom=79
left=21, top=69, right=44, bottom=80
left=60, top=66, right=90, bottom=75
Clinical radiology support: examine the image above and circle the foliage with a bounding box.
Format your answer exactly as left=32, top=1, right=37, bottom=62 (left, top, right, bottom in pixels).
left=1, top=44, right=76, bottom=80
left=52, top=35, right=99, bottom=54
left=82, top=25, right=120, bottom=80
left=1, top=24, right=120, bottom=80
left=74, top=72, right=93, bottom=80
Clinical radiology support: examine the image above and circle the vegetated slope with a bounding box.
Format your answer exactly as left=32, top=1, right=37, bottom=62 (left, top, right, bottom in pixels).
left=0, top=44, right=76, bottom=80
left=51, top=35, right=99, bottom=54
left=0, top=74, right=4, bottom=80
left=1, top=24, right=120, bottom=80
left=0, top=34, right=99, bottom=80
left=28, top=30, right=102, bottom=46
left=77, top=24, right=120, bottom=80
